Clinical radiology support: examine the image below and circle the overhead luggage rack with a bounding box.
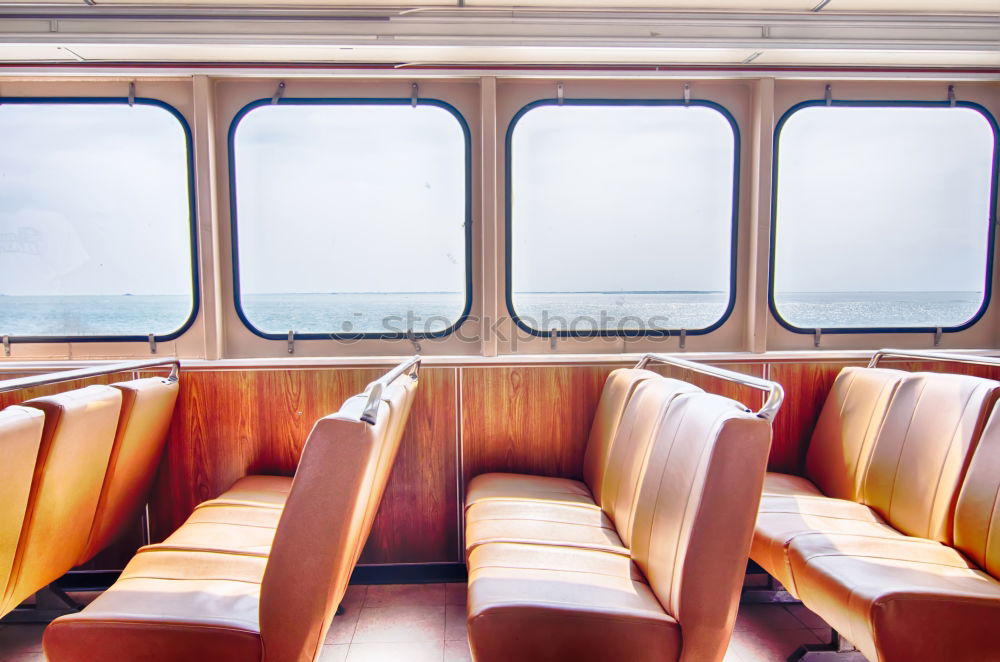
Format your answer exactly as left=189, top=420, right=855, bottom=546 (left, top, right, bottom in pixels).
left=635, top=353, right=784, bottom=421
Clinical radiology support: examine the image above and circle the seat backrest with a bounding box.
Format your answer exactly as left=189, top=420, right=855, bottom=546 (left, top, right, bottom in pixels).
left=0, top=406, right=45, bottom=618
left=953, top=404, right=1000, bottom=580
left=78, top=377, right=179, bottom=565
left=582, top=368, right=660, bottom=503
left=4, top=386, right=122, bottom=612
left=258, top=380, right=413, bottom=662
left=599, top=377, right=702, bottom=546
left=804, top=367, right=905, bottom=501
left=861, top=371, right=1000, bottom=544
left=630, top=392, right=772, bottom=662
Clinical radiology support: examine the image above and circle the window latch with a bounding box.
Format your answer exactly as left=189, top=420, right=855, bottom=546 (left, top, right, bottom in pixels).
left=679, top=328, right=687, bottom=350
left=272, top=81, right=286, bottom=105
left=934, top=326, right=943, bottom=346
left=411, top=82, right=419, bottom=108
left=683, top=83, right=691, bottom=107
left=824, top=84, right=833, bottom=106
left=948, top=85, right=956, bottom=107
left=406, top=328, right=422, bottom=353
left=148, top=333, right=157, bottom=354
left=557, top=82, right=564, bottom=106
left=287, top=330, right=295, bottom=355
left=2, top=335, right=9, bottom=357
left=813, top=328, right=822, bottom=348
left=128, top=82, right=136, bottom=107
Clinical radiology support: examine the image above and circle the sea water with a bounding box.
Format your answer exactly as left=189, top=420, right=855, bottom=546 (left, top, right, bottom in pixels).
left=0, top=291, right=984, bottom=337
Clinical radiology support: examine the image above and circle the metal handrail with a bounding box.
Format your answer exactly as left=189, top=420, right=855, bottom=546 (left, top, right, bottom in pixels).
left=0, top=358, right=180, bottom=395
left=360, top=355, right=421, bottom=425
left=635, top=353, right=785, bottom=421
left=868, top=348, right=1000, bottom=369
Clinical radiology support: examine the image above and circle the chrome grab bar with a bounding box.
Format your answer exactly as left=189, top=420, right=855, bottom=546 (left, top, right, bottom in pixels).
left=635, top=353, right=784, bottom=421
left=360, top=355, right=421, bottom=425
left=0, top=358, right=180, bottom=395
left=868, top=348, right=1000, bottom=369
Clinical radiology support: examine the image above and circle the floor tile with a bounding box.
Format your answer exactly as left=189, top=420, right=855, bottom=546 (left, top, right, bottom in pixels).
left=346, top=641, right=443, bottom=662
left=364, top=584, right=446, bottom=609
left=342, top=585, right=369, bottom=610
left=445, top=583, right=467, bottom=606
left=730, top=624, right=822, bottom=661
left=444, top=639, right=473, bottom=662
left=784, top=603, right=830, bottom=630
left=735, top=604, right=807, bottom=632
left=444, top=605, right=468, bottom=642
left=317, top=644, right=350, bottom=662
left=352, top=605, right=446, bottom=644
left=0, top=625, right=45, bottom=654
left=325, top=605, right=362, bottom=645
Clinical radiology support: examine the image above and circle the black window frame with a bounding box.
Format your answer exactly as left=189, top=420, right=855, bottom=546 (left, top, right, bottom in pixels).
left=504, top=97, right=742, bottom=338
left=768, top=98, right=1000, bottom=335
left=227, top=97, right=474, bottom=341
left=0, top=96, right=200, bottom=344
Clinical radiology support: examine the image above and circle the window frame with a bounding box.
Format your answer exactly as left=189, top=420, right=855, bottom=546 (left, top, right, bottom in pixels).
left=767, top=98, right=1000, bottom=336
left=503, top=97, right=742, bottom=339
left=227, top=96, right=474, bottom=341
left=0, top=95, right=200, bottom=345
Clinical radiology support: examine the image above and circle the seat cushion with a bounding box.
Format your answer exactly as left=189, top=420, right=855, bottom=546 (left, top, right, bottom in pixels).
left=465, top=500, right=628, bottom=556
left=464, top=473, right=598, bottom=511
left=202, top=475, right=293, bottom=509
left=467, top=542, right=680, bottom=662
left=788, top=533, right=1000, bottom=662
left=44, top=549, right=266, bottom=662
left=149, top=504, right=282, bottom=556
left=751, top=495, right=902, bottom=596
left=761, top=472, right=825, bottom=498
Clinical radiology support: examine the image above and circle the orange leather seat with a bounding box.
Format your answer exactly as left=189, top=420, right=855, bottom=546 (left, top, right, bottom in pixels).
left=45, top=373, right=417, bottom=662
left=464, top=376, right=700, bottom=556
left=752, top=370, right=999, bottom=595
left=1, top=386, right=122, bottom=616
left=464, top=367, right=660, bottom=513
left=78, top=376, right=179, bottom=564
left=784, top=401, right=1000, bottom=661
left=467, top=391, right=773, bottom=662
left=0, top=406, right=45, bottom=619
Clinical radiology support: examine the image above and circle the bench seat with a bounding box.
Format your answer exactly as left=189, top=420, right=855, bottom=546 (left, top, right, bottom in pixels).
left=464, top=473, right=598, bottom=510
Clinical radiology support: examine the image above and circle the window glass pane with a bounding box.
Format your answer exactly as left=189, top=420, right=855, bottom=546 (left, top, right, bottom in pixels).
left=232, top=102, right=469, bottom=337
left=0, top=102, right=195, bottom=338
left=772, top=104, right=996, bottom=330
left=509, top=103, right=737, bottom=335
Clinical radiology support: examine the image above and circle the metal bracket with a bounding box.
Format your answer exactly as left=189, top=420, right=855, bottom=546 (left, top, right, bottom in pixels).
left=683, top=83, right=691, bottom=107
left=148, top=333, right=156, bottom=354
left=813, top=328, right=822, bottom=348
left=287, top=330, right=295, bottom=355
left=934, top=326, right=943, bottom=346
left=824, top=84, right=833, bottom=106
left=128, top=82, right=135, bottom=107
left=411, top=82, right=419, bottom=108
left=550, top=328, right=559, bottom=351
left=948, top=84, right=956, bottom=107
left=82, top=0, right=97, bottom=7
left=271, top=81, right=285, bottom=105
left=406, top=328, right=422, bottom=353
left=679, top=329, right=687, bottom=350
left=557, top=82, right=565, bottom=106
left=2, top=335, right=9, bottom=357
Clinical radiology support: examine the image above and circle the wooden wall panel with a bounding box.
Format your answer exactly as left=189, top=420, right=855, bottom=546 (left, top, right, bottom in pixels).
left=766, top=361, right=864, bottom=474
left=460, top=366, right=614, bottom=487
left=360, top=368, right=459, bottom=564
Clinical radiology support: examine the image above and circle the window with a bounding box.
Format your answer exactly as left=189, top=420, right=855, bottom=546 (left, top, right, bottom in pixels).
left=506, top=100, right=739, bottom=337
left=771, top=101, right=998, bottom=333
left=230, top=99, right=471, bottom=340
left=0, top=99, right=197, bottom=341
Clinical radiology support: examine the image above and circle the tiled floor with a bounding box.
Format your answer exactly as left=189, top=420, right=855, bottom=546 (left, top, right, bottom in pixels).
left=0, top=584, right=866, bottom=662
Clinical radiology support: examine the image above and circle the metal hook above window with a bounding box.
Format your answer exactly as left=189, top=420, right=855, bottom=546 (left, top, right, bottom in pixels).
left=683, top=83, right=691, bottom=107
left=128, top=82, right=135, bottom=107
left=824, top=84, right=833, bottom=106
left=557, top=82, right=565, bottom=106
left=287, top=330, right=295, bottom=354
left=148, top=333, right=156, bottom=354
left=271, top=81, right=285, bottom=105
left=948, top=85, right=956, bottom=107
left=411, top=82, right=419, bottom=108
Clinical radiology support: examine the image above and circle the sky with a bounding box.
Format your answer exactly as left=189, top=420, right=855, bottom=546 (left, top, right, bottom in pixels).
left=0, top=100, right=994, bottom=301
left=0, top=103, right=192, bottom=297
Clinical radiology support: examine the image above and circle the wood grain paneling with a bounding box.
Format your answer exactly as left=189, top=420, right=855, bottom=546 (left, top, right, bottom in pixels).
left=766, top=361, right=864, bottom=474
left=360, top=368, right=458, bottom=564
left=460, top=366, right=615, bottom=487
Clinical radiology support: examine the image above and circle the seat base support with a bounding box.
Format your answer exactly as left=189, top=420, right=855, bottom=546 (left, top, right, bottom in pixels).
left=788, top=631, right=865, bottom=662
left=1, top=584, right=83, bottom=624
